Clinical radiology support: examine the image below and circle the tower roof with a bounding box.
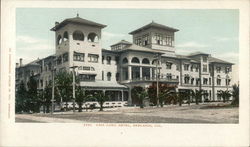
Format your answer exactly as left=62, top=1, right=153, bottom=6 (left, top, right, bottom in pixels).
left=129, top=21, right=179, bottom=35
left=50, top=16, right=107, bottom=31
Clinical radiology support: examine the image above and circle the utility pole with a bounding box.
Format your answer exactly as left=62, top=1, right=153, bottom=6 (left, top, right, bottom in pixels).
left=154, top=53, right=160, bottom=107
left=70, top=65, right=78, bottom=113
left=51, top=68, right=55, bottom=114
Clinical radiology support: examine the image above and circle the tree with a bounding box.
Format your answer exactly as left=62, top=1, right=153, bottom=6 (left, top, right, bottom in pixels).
left=217, top=90, right=231, bottom=103
left=158, top=88, right=173, bottom=107
left=93, top=91, right=109, bottom=111
left=26, top=76, right=40, bottom=113
left=191, top=90, right=204, bottom=105
left=43, top=82, right=52, bottom=113
left=148, top=84, right=177, bottom=106
left=55, top=71, right=74, bottom=110
left=16, top=81, right=28, bottom=113
left=131, top=86, right=144, bottom=106
left=136, top=89, right=148, bottom=108
left=75, top=87, right=91, bottom=112
left=231, top=84, right=239, bottom=106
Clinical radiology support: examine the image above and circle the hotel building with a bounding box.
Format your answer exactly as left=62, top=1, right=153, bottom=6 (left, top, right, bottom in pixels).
left=15, top=15, right=234, bottom=106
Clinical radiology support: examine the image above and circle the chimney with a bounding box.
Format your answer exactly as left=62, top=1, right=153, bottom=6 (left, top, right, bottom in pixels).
left=55, top=22, right=59, bottom=26
left=16, top=63, right=19, bottom=68
left=19, top=58, right=23, bottom=67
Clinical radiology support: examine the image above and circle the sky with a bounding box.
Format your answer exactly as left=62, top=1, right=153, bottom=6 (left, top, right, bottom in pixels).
left=16, top=8, right=239, bottom=65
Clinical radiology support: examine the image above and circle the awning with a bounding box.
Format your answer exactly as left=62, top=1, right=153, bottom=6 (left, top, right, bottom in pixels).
left=80, top=81, right=128, bottom=90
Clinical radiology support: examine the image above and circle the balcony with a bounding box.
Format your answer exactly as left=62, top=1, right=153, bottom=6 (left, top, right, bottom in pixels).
left=121, top=77, right=179, bottom=83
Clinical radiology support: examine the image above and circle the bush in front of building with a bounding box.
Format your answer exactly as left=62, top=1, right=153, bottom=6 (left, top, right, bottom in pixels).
left=231, top=84, right=239, bottom=106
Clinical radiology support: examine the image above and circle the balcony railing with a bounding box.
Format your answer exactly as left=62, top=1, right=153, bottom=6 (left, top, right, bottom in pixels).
left=123, top=77, right=179, bottom=83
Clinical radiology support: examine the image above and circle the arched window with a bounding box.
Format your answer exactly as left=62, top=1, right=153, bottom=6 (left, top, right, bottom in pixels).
left=106, top=56, right=111, bottom=64
left=63, top=31, right=68, bottom=41
left=152, top=59, right=159, bottom=65
left=73, top=30, right=84, bottom=41
left=131, top=57, right=140, bottom=64
left=122, top=58, right=128, bottom=64
left=57, top=35, right=62, bottom=45
left=142, top=58, right=150, bottom=64
left=88, top=33, right=99, bottom=42
left=107, top=72, right=112, bottom=81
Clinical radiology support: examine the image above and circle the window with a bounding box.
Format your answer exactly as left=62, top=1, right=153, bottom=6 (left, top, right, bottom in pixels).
left=191, top=78, right=194, bottom=85
left=166, top=62, right=172, bottom=69
left=102, top=56, right=104, bottom=64
left=131, top=57, right=140, bottom=64
left=217, top=76, right=221, bottom=85
left=142, top=58, right=150, bottom=64
left=135, top=37, right=142, bottom=46
left=155, top=33, right=163, bottom=45
left=73, top=30, right=84, bottom=41
left=116, top=73, right=120, bottom=81
left=226, top=79, right=231, bottom=86
left=142, top=34, right=149, bottom=46
left=225, top=67, right=231, bottom=73
left=57, top=56, right=62, bottom=65
left=195, top=65, right=199, bottom=72
left=73, top=52, right=84, bottom=62
left=88, top=33, right=99, bottom=42
left=209, top=78, right=211, bottom=85
left=216, top=67, right=221, bottom=73
left=107, top=72, right=111, bottom=81
left=184, top=64, right=189, bottom=71
left=57, top=35, right=62, bottom=45
left=165, top=35, right=173, bottom=46
left=122, top=58, right=128, bottom=64
left=88, top=54, right=99, bottom=63
left=79, top=74, right=95, bottom=81
left=191, top=65, right=194, bottom=71
left=196, top=78, right=200, bottom=85
left=203, top=78, right=208, bottom=85
left=203, top=64, right=207, bottom=72
left=184, top=76, right=190, bottom=84
left=63, top=31, right=68, bottom=41
left=203, top=56, right=207, bottom=62
left=106, top=56, right=111, bottom=64
left=63, top=52, right=68, bottom=62
left=166, top=73, right=172, bottom=80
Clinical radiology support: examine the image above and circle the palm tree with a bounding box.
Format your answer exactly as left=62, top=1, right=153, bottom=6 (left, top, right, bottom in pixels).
left=191, top=90, right=204, bottom=105
left=93, top=91, right=109, bottom=111
left=217, top=90, right=231, bottom=103
left=75, top=87, right=91, bottom=112
left=137, top=90, right=148, bottom=108
left=158, top=88, right=172, bottom=107
left=231, top=84, right=239, bottom=106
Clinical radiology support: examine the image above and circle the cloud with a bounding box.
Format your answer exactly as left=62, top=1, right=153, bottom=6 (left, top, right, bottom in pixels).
left=212, top=36, right=238, bottom=42
left=102, top=31, right=125, bottom=38
left=214, top=52, right=239, bottom=64
left=176, top=41, right=208, bottom=48
left=16, top=35, right=46, bottom=44
left=16, top=35, right=54, bottom=64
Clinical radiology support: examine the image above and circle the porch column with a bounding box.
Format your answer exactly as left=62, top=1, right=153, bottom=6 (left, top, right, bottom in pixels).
left=140, top=66, right=142, bottom=80
left=121, top=90, right=124, bottom=101
left=150, top=68, right=152, bottom=80
left=128, top=87, right=132, bottom=106
left=128, top=66, right=132, bottom=80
